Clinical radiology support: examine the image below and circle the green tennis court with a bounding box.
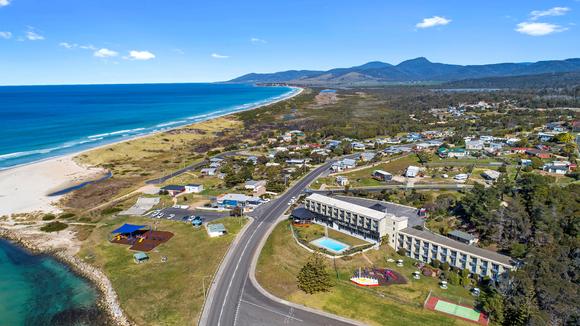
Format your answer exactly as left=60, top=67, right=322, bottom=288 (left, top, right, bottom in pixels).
left=435, top=300, right=481, bottom=321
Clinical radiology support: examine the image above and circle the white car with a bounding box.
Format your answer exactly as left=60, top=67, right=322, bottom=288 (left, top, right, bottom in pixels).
left=158, top=213, right=164, bottom=218
left=168, top=214, right=175, bottom=219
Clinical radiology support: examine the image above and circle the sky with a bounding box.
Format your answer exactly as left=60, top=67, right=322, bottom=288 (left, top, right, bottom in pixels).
left=0, top=0, right=579, bottom=85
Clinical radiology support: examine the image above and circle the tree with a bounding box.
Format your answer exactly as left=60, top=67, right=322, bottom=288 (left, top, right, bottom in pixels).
left=530, top=157, right=543, bottom=170
left=448, top=272, right=460, bottom=285
left=553, top=132, right=574, bottom=143
left=478, top=289, right=505, bottom=324
left=297, top=253, right=333, bottom=294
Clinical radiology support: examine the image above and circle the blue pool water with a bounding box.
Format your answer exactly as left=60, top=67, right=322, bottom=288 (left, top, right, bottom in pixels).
left=311, top=237, right=350, bottom=253
left=0, top=83, right=296, bottom=169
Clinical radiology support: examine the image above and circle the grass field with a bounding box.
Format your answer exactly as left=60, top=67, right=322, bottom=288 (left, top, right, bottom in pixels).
left=77, top=215, right=247, bottom=325
left=257, top=220, right=474, bottom=326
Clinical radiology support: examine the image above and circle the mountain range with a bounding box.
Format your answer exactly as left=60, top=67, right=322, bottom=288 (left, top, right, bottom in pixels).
left=228, top=57, right=580, bottom=85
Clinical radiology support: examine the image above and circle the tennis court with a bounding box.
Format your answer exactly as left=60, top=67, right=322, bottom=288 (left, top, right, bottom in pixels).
left=424, top=294, right=489, bottom=325
left=435, top=300, right=481, bottom=321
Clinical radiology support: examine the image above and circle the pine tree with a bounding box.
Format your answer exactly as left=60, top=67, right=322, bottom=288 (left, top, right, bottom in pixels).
left=296, top=253, right=333, bottom=294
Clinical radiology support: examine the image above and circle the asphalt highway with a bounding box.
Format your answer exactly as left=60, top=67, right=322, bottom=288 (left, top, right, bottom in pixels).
left=200, top=162, right=362, bottom=326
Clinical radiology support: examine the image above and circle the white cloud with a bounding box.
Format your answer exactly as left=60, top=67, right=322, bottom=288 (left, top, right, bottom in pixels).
left=515, top=22, right=568, bottom=36
left=59, top=42, right=77, bottom=49
left=79, top=44, right=96, bottom=50
left=0, top=31, right=12, bottom=39
left=128, top=50, right=156, bottom=60
left=416, top=16, right=451, bottom=29
left=0, top=0, right=11, bottom=7
left=250, top=37, right=267, bottom=44
left=94, top=48, right=118, bottom=58
left=530, top=7, right=570, bottom=20
left=211, top=53, right=229, bottom=59
left=26, top=30, right=45, bottom=41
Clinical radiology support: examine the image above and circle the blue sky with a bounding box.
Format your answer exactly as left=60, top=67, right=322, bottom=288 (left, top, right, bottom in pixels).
left=0, top=0, right=578, bottom=85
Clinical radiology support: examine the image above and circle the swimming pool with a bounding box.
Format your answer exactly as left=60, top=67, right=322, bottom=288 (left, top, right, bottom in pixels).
left=311, top=237, right=350, bottom=254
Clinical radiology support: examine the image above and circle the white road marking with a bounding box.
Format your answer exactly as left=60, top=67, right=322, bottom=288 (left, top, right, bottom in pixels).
left=240, top=299, right=304, bottom=322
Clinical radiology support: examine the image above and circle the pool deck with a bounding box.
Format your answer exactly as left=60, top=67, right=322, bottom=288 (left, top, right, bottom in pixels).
left=310, top=236, right=351, bottom=254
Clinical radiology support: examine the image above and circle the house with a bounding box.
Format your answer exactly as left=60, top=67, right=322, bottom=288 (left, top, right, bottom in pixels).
left=538, top=132, right=557, bottom=142
left=481, top=170, right=501, bottom=181
left=331, top=158, right=357, bottom=172
left=216, top=193, right=264, bottom=209
left=405, top=166, right=421, bottom=178
left=185, top=184, right=204, bottom=193
left=454, top=174, right=469, bottom=181
left=359, top=151, right=377, bottom=162
left=246, top=156, right=258, bottom=165
left=335, top=176, right=349, bottom=186
left=384, top=147, right=402, bottom=155
left=207, top=223, right=227, bottom=237
left=372, top=170, right=393, bottom=181
left=244, top=180, right=267, bottom=196
left=437, top=147, right=449, bottom=158
left=407, top=133, right=422, bottom=142
left=285, top=158, right=305, bottom=165
left=326, top=140, right=342, bottom=149
left=546, top=122, right=565, bottom=132
left=543, top=161, right=571, bottom=175
left=465, top=140, right=484, bottom=151
left=525, top=149, right=551, bottom=159
left=447, top=148, right=467, bottom=158
left=510, top=147, right=533, bottom=154
left=209, top=162, right=221, bottom=169
left=161, top=185, right=186, bottom=196
left=448, top=230, right=479, bottom=245
left=351, top=142, right=366, bottom=151
left=520, top=159, right=532, bottom=166
left=200, top=168, right=217, bottom=176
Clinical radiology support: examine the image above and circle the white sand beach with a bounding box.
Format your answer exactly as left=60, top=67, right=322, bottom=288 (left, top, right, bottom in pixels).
left=0, top=155, right=107, bottom=216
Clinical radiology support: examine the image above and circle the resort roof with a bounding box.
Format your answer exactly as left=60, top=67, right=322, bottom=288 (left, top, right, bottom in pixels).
left=448, top=229, right=477, bottom=241
left=112, top=224, right=146, bottom=234
left=306, top=193, right=389, bottom=221
left=333, top=195, right=420, bottom=225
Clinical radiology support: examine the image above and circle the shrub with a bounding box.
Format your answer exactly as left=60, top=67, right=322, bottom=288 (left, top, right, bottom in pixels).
left=59, top=212, right=75, bottom=219
left=397, top=248, right=407, bottom=256
left=101, top=207, right=123, bottom=215
left=441, top=262, right=450, bottom=271
left=431, top=259, right=441, bottom=269
left=42, top=214, right=56, bottom=221
left=40, top=221, right=68, bottom=232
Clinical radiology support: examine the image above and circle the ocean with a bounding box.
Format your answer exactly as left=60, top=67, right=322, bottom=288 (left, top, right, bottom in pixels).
left=0, top=83, right=295, bottom=169
left=0, top=239, right=103, bottom=326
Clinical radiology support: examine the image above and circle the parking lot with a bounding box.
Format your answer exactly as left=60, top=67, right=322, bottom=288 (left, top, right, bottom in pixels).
left=144, top=207, right=230, bottom=224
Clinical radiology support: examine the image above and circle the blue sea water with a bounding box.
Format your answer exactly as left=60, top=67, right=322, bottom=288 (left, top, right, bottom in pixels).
left=0, top=83, right=295, bottom=169
left=0, top=239, right=102, bottom=326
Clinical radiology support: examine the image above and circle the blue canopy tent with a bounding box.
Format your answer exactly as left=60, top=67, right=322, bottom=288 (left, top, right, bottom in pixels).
left=112, top=224, right=146, bottom=234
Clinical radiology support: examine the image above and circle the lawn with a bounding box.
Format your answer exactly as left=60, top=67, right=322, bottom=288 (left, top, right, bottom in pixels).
left=77, top=215, right=247, bottom=325
left=257, top=220, right=474, bottom=326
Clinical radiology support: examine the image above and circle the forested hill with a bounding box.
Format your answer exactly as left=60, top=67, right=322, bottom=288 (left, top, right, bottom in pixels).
left=228, top=57, right=580, bottom=85
left=443, top=71, right=580, bottom=89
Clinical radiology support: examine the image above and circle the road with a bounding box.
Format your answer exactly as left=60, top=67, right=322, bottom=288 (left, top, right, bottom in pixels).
left=200, top=162, right=362, bottom=326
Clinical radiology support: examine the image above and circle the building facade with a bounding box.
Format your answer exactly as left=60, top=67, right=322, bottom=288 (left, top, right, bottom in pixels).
left=397, top=228, right=513, bottom=281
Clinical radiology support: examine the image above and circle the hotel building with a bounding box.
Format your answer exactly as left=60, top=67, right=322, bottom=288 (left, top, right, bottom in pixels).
left=304, top=193, right=516, bottom=280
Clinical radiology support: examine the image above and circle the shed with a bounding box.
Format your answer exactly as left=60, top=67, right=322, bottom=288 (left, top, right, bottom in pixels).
left=207, top=223, right=227, bottom=237
left=133, top=252, right=149, bottom=264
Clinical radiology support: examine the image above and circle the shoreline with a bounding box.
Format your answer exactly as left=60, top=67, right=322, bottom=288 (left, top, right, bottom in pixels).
left=0, top=86, right=303, bottom=215
left=0, top=227, right=132, bottom=326
left=0, top=86, right=303, bottom=172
